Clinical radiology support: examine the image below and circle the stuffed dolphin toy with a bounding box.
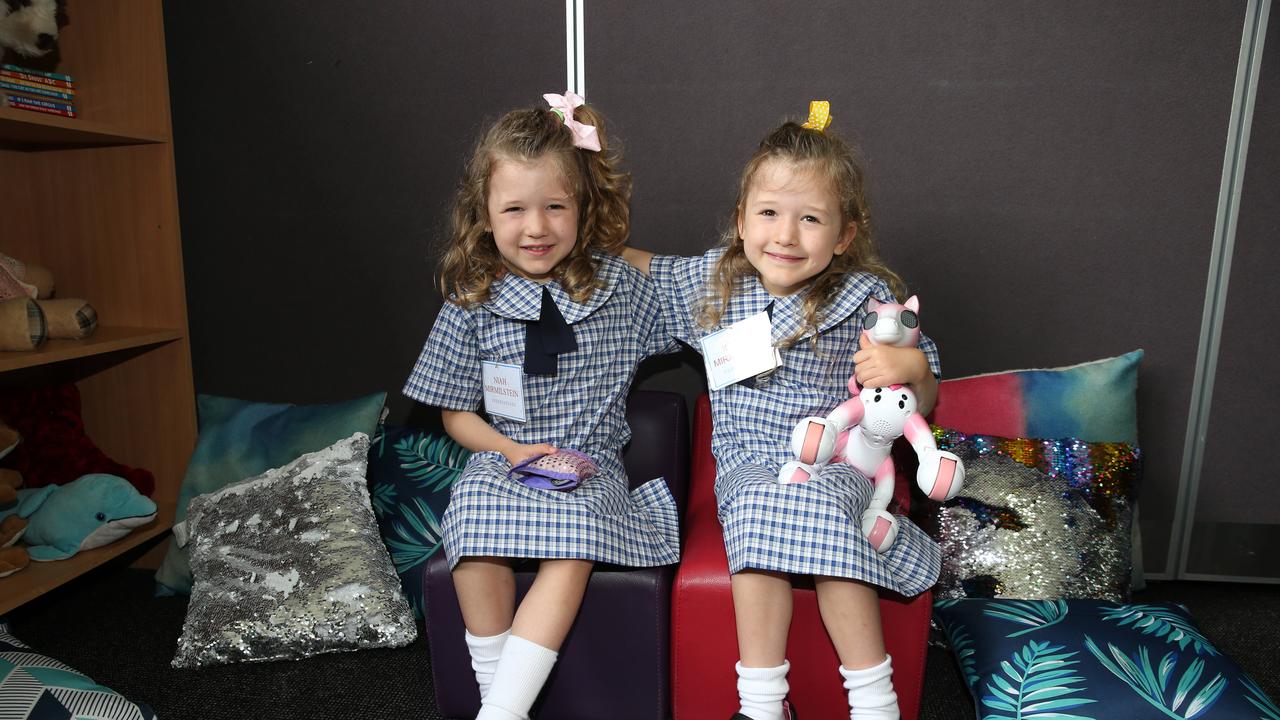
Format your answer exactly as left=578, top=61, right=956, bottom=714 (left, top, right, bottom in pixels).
left=0, top=473, right=157, bottom=561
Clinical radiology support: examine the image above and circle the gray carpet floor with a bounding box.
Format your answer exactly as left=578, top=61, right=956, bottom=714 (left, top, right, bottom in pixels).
left=4, top=565, right=1277, bottom=719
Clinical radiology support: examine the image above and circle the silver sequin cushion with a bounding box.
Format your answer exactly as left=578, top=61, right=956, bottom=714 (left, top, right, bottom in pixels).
left=932, top=453, right=1134, bottom=603
left=172, top=432, right=417, bottom=668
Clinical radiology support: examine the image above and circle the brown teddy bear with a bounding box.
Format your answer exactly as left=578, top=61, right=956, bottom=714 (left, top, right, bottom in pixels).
left=0, top=421, right=27, bottom=578
left=0, top=545, right=26, bottom=577
left=0, top=252, right=97, bottom=351
left=0, top=467, right=17, bottom=507
left=0, top=491, right=29, bottom=578
left=1, top=419, right=19, bottom=503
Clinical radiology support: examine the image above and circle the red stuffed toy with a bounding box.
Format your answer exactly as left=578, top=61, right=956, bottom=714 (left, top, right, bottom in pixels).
left=0, top=382, right=154, bottom=497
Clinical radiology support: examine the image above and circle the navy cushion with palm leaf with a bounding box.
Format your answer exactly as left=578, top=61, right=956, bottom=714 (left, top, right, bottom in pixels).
left=933, top=598, right=1279, bottom=720
left=367, top=424, right=470, bottom=618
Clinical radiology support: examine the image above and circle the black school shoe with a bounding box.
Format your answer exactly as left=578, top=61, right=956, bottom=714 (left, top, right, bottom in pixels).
left=730, top=699, right=798, bottom=720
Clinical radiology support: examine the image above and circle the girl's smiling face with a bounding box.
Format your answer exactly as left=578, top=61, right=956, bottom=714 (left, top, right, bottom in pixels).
left=486, top=156, right=579, bottom=282
left=737, top=158, right=856, bottom=297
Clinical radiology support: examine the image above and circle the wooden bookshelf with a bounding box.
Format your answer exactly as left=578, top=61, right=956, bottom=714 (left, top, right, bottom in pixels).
left=0, top=1, right=195, bottom=611
left=0, top=326, right=183, bottom=372
left=0, top=105, right=166, bottom=148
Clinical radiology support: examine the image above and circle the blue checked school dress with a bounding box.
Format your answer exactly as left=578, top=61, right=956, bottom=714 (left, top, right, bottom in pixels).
left=650, top=249, right=942, bottom=596
left=403, top=253, right=681, bottom=569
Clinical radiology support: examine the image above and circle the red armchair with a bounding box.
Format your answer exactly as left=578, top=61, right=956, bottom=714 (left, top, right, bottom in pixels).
left=671, top=395, right=932, bottom=720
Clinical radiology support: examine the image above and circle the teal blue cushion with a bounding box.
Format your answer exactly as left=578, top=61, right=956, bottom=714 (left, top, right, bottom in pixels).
left=154, top=392, right=386, bottom=594
left=934, top=598, right=1280, bottom=720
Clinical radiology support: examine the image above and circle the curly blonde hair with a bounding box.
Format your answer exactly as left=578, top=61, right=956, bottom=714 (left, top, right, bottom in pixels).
left=701, top=121, right=906, bottom=345
left=437, top=102, right=632, bottom=306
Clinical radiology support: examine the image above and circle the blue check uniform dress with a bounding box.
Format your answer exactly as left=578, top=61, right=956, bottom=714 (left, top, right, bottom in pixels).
left=404, top=254, right=681, bottom=569
left=650, top=249, right=942, bottom=595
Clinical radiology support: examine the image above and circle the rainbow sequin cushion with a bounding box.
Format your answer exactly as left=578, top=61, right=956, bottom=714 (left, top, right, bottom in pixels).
left=509, top=449, right=598, bottom=491
left=929, top=428, right=1141, bottom=602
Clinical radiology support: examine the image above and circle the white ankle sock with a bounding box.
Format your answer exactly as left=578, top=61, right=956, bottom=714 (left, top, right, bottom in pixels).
left=840, top=655, right=899, bottom=720
left=475, top=705, right=522, bottom=720
left=736, top=660, right=790, bottom=720
left=465, top=628, right=510, bottom=701
left=475, top=704, right=522, bottom=720
left=477, top=634, right=558, bottom=720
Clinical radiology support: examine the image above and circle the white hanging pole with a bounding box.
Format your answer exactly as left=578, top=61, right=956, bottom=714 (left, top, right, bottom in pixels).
left=564, top=0, right=575, bottom=93
left=565, top=0, right=585, bottom=96
left=1168, top=0, right=1270, bottom=580
left=575, top=0, right=586, bottom=97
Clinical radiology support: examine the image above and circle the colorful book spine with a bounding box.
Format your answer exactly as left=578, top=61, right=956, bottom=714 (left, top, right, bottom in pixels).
left=6, top=94, right=76, bottom=118
left=0, top=74, right=75, bottom=96
left=0, top=79, right=74, bottom=101
left=1, top=64, right=74, bottom=83
left=0, top=69, right=74, bottom=90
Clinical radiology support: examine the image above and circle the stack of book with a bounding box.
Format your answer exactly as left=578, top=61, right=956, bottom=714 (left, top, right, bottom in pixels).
left=0, top=64, right=76, bottom=118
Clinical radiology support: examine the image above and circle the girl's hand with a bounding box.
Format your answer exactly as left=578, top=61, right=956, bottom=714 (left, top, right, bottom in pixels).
left=853, top=331, right=930, bottom=388
left=441, top=410, right=558, bottom=464
left=503, top=441, right=558, bottom=468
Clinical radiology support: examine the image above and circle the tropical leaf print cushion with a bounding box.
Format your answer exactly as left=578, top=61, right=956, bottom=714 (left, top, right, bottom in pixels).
left=367, top=424, right=470, bottom=618
left=934, top=598, right=1279, bottom=719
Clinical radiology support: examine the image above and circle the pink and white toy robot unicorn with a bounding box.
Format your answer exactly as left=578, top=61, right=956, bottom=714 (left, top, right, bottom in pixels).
left=778, top=296, right=965, bottom=553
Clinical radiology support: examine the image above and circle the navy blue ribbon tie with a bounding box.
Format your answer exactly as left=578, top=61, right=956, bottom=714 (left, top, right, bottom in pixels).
left=524, top=287, right=577, bottom=376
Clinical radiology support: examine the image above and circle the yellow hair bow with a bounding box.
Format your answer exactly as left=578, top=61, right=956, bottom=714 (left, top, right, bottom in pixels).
left=801, top=100, right=832, bottom=132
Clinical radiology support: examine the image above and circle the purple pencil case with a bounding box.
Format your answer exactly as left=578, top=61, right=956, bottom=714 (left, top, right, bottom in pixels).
left=509, top=448, right=598, bottom=491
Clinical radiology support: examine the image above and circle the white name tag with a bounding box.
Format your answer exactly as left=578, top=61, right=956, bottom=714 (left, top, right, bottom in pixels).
left=699, top=311, right=781, bottom=390
left=482, top=361, right=527, bottom=422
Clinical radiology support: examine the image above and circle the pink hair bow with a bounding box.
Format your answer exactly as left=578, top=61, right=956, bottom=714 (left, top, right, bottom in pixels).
left=544, top=91, right=601, bottom=152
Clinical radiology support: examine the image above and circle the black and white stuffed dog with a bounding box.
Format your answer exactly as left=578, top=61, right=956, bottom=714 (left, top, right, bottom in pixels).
left=0, top=0, right=60, bottom=58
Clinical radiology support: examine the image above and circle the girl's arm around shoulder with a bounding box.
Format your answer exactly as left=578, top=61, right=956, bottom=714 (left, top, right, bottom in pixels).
left=440, top=409, right=556, bottom=467
left=622, top=246, right=718, bottom=348
left=618, top=256, right=682, bottom=358
left=622, top=245, right=721, bottom=295
left=621, top=246, right=654, bottom=276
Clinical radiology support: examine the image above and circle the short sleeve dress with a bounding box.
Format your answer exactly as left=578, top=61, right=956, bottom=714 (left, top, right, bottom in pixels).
left=650, top=249, right=941, bottom=596
left=403, top=254, right=680, bottom=568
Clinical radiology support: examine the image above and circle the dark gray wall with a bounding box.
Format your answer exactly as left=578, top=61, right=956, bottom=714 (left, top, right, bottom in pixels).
left=586, top=2, right=1247, bottom=577
left=163, top=2, right=564, bottom=431
left=164, top=3, right=1269, bottom=577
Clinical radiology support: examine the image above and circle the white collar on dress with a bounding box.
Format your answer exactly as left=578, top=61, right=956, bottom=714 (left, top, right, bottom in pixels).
left=704, top=248, right=887, bottom=344
left=481, top=252, right=622, bottom=324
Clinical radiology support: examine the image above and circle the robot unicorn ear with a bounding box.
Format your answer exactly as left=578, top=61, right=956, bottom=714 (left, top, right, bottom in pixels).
left=865, top=297, right=883, bottom=312
left=904, top=295, right=920, bottom=313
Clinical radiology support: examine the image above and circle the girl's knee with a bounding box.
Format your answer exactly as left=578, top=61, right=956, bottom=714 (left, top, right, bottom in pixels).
left=529, top=559, right=594, bottom=595
left=538, top=557, right=594, bottom=578
left=453, top=556, right=514, bottom=576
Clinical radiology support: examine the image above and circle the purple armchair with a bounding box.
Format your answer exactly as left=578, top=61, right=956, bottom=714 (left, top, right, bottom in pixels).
left=423, top=390, right=690, bottom=720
